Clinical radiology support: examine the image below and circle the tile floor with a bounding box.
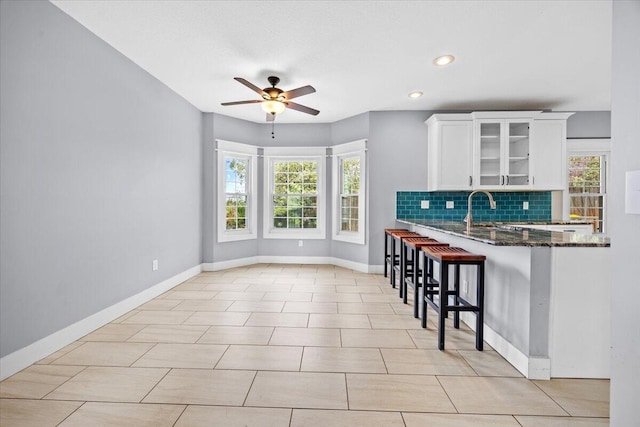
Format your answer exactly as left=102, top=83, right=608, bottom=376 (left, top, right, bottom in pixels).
left=0, top=264, right=610, bottom=426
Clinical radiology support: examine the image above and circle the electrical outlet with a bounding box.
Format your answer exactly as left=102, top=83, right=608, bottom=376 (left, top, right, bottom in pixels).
left=523, top=201, right=529, bottom=210
left=152, top=259, right=158, bottom=271
left=463, top=280, right=468, bottom=293
left=446, top=201, right=454, bottom=209
left=420, top=200, right=430, bottom=209
left=298, top=240, right=303, bottom=247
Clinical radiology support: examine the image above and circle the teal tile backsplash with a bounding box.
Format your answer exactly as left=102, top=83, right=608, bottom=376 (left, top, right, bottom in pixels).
left=396, top=191, right=552, bottom=222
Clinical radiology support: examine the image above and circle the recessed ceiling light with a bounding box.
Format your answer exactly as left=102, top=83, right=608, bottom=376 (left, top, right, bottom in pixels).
left=433, top=55, right=455, bottom=66
left=408, top=91, right=423, bottom=99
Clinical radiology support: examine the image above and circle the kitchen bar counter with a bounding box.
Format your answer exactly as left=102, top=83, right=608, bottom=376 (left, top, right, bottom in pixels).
left=396, top=218, right=610, bottom=380
left=397, top=219, right=610, bottom=247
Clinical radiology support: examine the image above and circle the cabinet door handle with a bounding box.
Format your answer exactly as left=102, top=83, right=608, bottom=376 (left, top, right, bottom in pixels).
left=469, top=176, right=472, bottom=186
left=506, top=175, right=510, bottom=185
left=500, top=175, right=505, bottom=185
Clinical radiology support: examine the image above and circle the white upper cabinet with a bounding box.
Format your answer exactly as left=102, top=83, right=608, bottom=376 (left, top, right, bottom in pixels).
left=426, top=114, right=473, bottom=191
left=426, top=111, right=573, bottom=191
left=530, top=113, right=574, bottom=190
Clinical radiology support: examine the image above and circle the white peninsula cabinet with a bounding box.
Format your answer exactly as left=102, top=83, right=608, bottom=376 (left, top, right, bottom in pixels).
left=425, top=111, right=574, bottom=191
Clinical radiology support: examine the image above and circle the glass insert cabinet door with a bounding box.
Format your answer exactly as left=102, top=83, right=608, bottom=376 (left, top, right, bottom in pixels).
left=477, top=119, right=531, bottom=188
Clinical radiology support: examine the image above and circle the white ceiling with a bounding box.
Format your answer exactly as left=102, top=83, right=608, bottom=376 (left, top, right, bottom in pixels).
left=51, top=0, right=612, bottom=124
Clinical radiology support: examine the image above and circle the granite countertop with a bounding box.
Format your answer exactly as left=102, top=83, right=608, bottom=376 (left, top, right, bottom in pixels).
left=396, top=219, right=611, bottom=247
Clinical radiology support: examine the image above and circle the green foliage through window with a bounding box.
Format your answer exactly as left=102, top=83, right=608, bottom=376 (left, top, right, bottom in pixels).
left=272, top=161, right=318, bottom=229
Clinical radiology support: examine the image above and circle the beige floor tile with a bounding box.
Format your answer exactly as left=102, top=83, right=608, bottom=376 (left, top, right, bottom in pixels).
left=171, top=299, right=233, bottom=311
left=346, top=373, right=456, bottom=412
left=44, top=366, right=168, bottom=402
left=533, top=379, right=610, bottom=417
left=161, top=290, right=218, bottom=300
left=0, top=365, right=85, bottom=398
left=390, top=302, right=415, bottom=315
left=316, top=279, right=357, bottom=285
left=381, top=348, right=477, bottom=375
left=36, top=342, right=84, bottom=365
left=0, top=399, right=83, bottom=427
left=227, top=300, right=285, bottom=313
left=403, top=413, right=521, bottom=427
left=50, top=342, right=154, bottom=367
left=184, top=311, right=250, bottom=326
left=245, top=284, right=293, bottom=292
left=438, top=376, right=568, bottom=415
left=340, top=329, right=416, bottom=349
left=515, top=416, right=610, bottom=427
left=80, top=324, right=146, bottom=342
left=283, top=301, right=338, bottom=313
left=336, top=285, right=382, bottom=294
left=197, top=326, right=274, bottom=345
left=301, top=347, right=386, bottom=373
left=308, top=314, right=370, bottom=328
left=262, top=292, right=313, bottom=302
left=138, top=299, right=182, bottom=310
left=112, top=310, right=140, bottom=323
left=200, top=283, right=249, bottom=292
left=291, top=285, right=337, bottom=293
left=368, top=314, right=423, bottom=329
left=128, top=325, right=209, bottom=343
left=143, top=369, right=255, bottom=406
left=132, top=344, right=228, bottom=368
left=360, top=294, right=399, bottom=303
left=291, top=409, right=404, bottom=427
left=312, top=293, right=362, bottom=303
left=246, top=312, right=309, bottom=327
left=122, top=310, right=194, bottom=325
left=175, top=406, right=291, bottom=427
left=214, top=291, right=265, bottom=301
left=338, top=302, right=394, bottom=314
left=407, top=328, right=479, bottom=349
left=275, top=277, right=315, bottom=285
left=172, top=281, right=207, bottom=291
left=234, top=277, right=277, bottom=285
left=269, top=327, right=341, bottom=347
left=459, top=350, right=523, bottom=377
left=58, top=402, right=185, bottom=427
left=216, top=345, right=303, bottom=371
left=245, top=371, right=348, bottom=409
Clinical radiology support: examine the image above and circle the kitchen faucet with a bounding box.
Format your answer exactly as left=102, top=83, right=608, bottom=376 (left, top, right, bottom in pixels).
left=464, top=190, right=497, bottom=233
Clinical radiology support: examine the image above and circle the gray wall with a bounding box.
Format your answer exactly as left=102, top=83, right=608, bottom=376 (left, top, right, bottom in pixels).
left=0, top=1, right=202, bottom=357
left=567, top=111, right=611, bottom=138
left=610, top=1, right=640, bottom=425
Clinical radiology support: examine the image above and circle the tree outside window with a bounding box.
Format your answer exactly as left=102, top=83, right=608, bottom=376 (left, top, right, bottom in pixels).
left=225, top=157, right=247, bottom=230
left=340, top=157, right=360, bottom=232
left=272, top=161, right=318, bottom=229
left=568, top=155, right=605, bottom=233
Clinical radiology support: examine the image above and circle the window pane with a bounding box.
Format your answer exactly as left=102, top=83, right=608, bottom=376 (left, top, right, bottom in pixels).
left=340, top=195, right=359, bottom=232
left=271, top=160, right=319, bottom=230
left=341, top=157, right=361, bottom=194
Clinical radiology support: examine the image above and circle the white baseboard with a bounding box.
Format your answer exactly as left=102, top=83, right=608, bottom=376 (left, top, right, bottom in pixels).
left=0, top=264, right=202, bottom=381
left=460, top=312, right=550, bottom=380
left=203, top=256, right=381, bottom=274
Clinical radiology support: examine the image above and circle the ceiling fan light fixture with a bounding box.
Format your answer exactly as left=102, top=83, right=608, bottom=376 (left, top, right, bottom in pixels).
left=433, top=54, right=455, bottom=66
left=408, top=91, right=423, bottom=99
left=261, top=100, right=286, bottom=115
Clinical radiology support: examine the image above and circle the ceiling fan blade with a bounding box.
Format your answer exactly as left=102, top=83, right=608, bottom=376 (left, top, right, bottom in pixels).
left=266, top=113, right=275, bottom=122
left=281, top=85, right=316, bottom=100
left=221, top=100, right=263, bottom=106
left=285, top=101, right=320, bottom=116
left=234, top=77, right=267, bottom=97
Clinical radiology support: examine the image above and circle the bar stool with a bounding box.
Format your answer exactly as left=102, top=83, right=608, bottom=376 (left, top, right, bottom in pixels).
left=384, top=228, right=408, bottom=278
left=401, top=237, right=449, bottom=318
left=420, top=246, right=486, bottom=351
left=389, top=231, right=421, bottom=289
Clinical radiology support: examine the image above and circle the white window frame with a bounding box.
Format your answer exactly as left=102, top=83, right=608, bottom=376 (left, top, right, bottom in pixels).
left=564, top=138, right=611, bottom=234
left=263, top=146, right=327, bottom=239
left=216, top=140, right=258, bottom=242
left=332, top=139, right=366, bottom=244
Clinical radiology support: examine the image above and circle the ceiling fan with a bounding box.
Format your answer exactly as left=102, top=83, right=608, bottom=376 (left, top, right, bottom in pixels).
left=221, top=76, right=319, bottom=122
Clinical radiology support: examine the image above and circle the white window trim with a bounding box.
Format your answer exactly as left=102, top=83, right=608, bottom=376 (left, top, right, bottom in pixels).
left=263, top=146, right=327, bottom=239
left=216, top=140, right=258, bottom=242
left=563, top=138, right=611, bottom=234
left=332, top=139, right=367, bottom=244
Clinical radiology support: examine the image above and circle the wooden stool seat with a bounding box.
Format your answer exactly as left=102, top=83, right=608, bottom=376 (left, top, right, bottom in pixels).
left=401, top=237, right=449, bottom=318
left=421, top=246, right=486, bottom=351
left=388, top=231, right=420, bottom=288
left=384, top=228, right=410, bottom=278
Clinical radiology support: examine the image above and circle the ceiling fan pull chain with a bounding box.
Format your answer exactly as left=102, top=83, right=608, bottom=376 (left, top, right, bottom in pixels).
left=271, top=121, right=275, bottom=139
